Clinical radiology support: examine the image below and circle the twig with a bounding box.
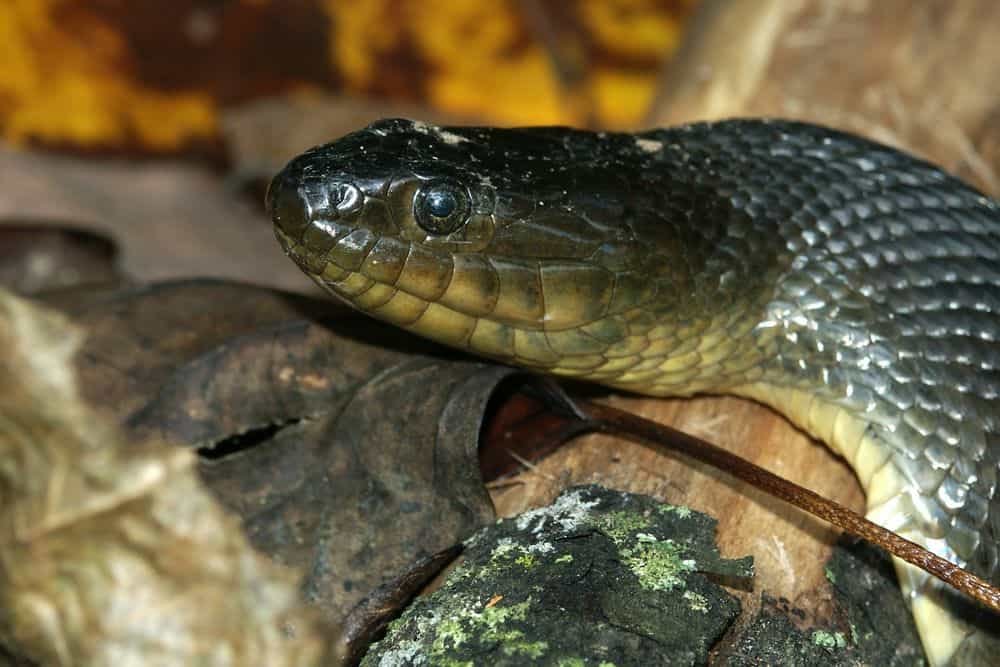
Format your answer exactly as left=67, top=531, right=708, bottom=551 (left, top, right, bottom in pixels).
left=575, top=398, right=1000, bottom=615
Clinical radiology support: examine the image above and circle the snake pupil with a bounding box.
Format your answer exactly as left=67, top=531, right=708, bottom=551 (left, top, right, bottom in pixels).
left=413, top=179, right=471, bottom=234
left=426, top=191, right=456, bottom=217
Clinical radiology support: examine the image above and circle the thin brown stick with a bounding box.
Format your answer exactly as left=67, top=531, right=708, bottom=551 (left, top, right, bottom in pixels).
left=578, top=398, right=1000, bottom=615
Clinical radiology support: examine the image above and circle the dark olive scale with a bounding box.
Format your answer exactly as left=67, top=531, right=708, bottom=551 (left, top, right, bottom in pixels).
left=269, top=118, right=1000, bottom=663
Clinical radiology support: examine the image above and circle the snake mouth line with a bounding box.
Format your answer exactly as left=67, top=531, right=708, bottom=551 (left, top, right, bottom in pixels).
left=274, top=221, right=356, bottom=273
left=277, top=236, right=748, bottom=393
left=276, top=228, right=480, bottom=352
left=276, top=226, right=768, bottom=390
left=277, top=227, right=600, bottom=373
left=276, top=224, right=420, bottom=313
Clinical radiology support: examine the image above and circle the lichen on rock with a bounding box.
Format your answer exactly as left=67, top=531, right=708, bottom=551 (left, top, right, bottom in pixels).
left=362, top=484, right=753, bottom=666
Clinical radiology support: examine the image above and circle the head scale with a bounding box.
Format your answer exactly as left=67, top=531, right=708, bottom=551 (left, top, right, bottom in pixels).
left=267, top=118, right=690, bottom=376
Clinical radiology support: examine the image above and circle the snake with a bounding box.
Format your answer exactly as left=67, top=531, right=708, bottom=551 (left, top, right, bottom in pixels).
left=267, top=118, right=1000, bottom=665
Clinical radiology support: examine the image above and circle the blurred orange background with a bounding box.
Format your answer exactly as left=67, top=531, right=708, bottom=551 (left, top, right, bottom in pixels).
left=0, top=0, right=698, bottom=156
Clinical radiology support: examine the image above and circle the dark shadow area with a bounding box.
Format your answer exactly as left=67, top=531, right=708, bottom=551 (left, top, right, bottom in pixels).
left=198, top=417, right=302, bottom=461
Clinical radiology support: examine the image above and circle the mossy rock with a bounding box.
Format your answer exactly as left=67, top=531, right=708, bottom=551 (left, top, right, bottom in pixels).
left=362, top=484, right=753, bottom=666
left=717, top=538, right=927, bottom=666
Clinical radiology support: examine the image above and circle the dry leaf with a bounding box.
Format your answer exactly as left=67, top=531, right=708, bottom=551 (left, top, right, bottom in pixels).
left=0, top=288, right=331, bottom=666
left=48, top=279, right=527, bottom=625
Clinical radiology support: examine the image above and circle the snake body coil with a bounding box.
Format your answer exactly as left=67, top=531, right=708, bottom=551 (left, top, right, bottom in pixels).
left=268, top=118, right=1000, bottom=664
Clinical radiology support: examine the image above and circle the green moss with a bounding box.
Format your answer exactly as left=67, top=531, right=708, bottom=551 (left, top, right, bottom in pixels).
left=476, top=540, right=537, bottom=579
left=683, top=590, right=710, bottom=613
left=658, top=504, right=692, bottom=519
left=592, top=508, right=701, bottom=592
left=483, top=599, right=531, bottom=626
left=502, top=639, right=549, bottom=658
left=824, top=565, right=836, bottom=585
left=811, top=630, right=847, bottom=650
left=433, top=616, right=471, bottom=653
left=483, top=538, right=557, bottom=574
left=515, top=553, right=537, bottom=569
left=621, top=535, right=695, bottom=591
left=426, top=598, right=550, bottom=661
left=491, top=540, right=519, bottom=559
left=365, top=486, right=749, bottom=665
left=594, top=510, right=651, bottom=542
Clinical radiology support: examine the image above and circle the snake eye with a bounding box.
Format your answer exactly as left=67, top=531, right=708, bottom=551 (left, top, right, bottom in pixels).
left=413, top=179, right=471, bottom=235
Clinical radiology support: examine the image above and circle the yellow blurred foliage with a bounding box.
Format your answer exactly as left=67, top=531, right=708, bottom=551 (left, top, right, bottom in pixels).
left=0, top=0, right=215, bottom=150
left=582, top=0, right=689, bottom=58
left=406, top=3, right=569, bottom=125
left=328, top=0, right=405, bottom=91
left=322, top=0, right=693, bottom=128
left=590, top=68, right=659, bottom=128
left=323, top=0, right=570, bottom=125
left=0, top=0, right=693, bottom=152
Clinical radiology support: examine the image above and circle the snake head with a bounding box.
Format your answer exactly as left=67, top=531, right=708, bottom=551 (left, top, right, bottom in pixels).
left=267, top=118, right=696, bottom=370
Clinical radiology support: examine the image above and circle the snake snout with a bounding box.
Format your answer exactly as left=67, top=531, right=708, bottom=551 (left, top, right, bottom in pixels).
left=266, top=166, right=312, bottom=242
left=268, top=158, right=373, bottom=273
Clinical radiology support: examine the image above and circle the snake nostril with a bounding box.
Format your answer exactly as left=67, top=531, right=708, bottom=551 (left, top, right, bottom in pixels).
left=329, top=182, right=363, bottom=216
left=266, top=171, right=311, bottom=239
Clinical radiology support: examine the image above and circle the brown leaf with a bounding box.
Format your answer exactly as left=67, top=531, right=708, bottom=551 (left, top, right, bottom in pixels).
left=0, top=288, right=331, bottom=666
left=0, top=149, right=305, bottom=291
left=51, top=279, right=524, bottom=625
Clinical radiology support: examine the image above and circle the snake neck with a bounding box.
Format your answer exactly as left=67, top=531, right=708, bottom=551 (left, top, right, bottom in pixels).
left=539, top=298, right=780, bottom=397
